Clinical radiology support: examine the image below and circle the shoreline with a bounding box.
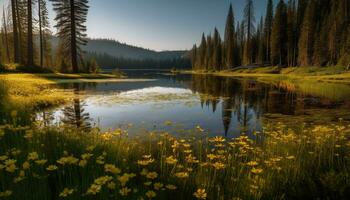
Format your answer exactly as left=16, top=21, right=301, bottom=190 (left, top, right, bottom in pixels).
left=176, top=66, right=350, bottom=84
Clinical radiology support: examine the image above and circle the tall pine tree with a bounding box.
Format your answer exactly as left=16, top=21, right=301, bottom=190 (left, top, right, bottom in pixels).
left=224, top=4, right=235, bottom=69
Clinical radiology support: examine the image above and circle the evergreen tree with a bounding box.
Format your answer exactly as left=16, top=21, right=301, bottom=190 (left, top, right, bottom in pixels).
left=199, top=33, right=207, bottom=69
left=286, top=0, right=297, bottom=66
left=271, top=0, right=287, bottom=66
left=206, top=34, right=213, bottom=70
left=257, top=16, right=265, bottom=63
left=191, top=44, right=197, bottom=70
left=264, top=0, right=273, bottom=62
left=10, top=0, right=20, bottom=63
left=298, top=0, right=316, bottom=66
left=51, top=0, right=89, bottom=73
left=27, top=0, right=34, bottom=66
left=243, top=0, right=255, bottom=64
left=224, top=4, right=235, bottom=69
left=213, top=28, right=222, bottom=71
left=38, top=0, right=52, bottom=67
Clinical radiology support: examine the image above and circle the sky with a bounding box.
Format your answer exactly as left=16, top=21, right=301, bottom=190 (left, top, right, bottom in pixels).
left=1, top=0, right=275, bottom=51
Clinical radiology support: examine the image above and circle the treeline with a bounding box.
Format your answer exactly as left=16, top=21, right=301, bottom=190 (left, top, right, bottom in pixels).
left=191, top=0, right=350, bottom=71
left=85, top=52, right=191, bottom=69
left=0, top=0, right=91, bottom=73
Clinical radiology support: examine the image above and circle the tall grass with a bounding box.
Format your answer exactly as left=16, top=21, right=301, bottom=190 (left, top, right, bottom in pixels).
left=0, top=121, right=349, bottom=200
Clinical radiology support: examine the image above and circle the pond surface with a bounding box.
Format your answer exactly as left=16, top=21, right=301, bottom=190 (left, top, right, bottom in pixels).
left=31, top=70, right=350, bottom=137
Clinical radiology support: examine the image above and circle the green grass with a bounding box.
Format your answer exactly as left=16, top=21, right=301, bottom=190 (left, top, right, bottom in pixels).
left=0, top=120, right=349, bottom=199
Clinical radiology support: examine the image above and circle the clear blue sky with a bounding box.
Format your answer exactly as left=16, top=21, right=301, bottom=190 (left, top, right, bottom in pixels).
left=1, top=0, right=276, bottom=51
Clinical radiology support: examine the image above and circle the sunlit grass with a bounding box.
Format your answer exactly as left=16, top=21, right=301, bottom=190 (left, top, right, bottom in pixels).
left=0, top=120, right=349, bottom=199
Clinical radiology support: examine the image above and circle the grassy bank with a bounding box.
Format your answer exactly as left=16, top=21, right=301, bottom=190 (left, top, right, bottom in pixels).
left=0, top=120, right=349, bottom=199
left=180, top=66, right=350, bottom=83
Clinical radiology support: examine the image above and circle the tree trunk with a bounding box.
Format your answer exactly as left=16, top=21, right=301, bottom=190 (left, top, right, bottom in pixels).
left=10, top=0, right=19, bottom=63
left=70, top=0, right=78, bottom=73
left=27, top=0, right=34, bottom=66
left=38, top=0, right=43, bottom=67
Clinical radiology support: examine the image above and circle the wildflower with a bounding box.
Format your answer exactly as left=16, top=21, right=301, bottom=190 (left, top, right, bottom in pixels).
left=209, top=136, right=226, bottom=143
left=79, top=160, right=87, bottom=167
left=144, top=182, right=152, bottom=186
left=166, top=184, right=177, bottom=190
left=196, top=125, right=204, bottom=132
left=251, top=168, right=263, bottom=174
left=175, top=172, right=189, bottom=178
left=96, top=156, right=105, bottom=165
left=0, top=190, right=12, bottom=197
left=86, top=145, right=95, bottom=152
left=81, top=153, right=93, bottom=160
left=57, top=156, right=79, bottom=165
left=140, top=168, right=148, bottom=176
left=207, top=154, right=217, bottom=160
left=24, top=130, right=33, bottom=139
left=212, top=162, right=225, bottom=170
left=0, top=155, right=8, bottom=161
left=27, top=152, right=39, bottom=161
left=119, top=187, right=131, bottom=196
left=193, top=188, right=207, bottom=199
left=59, top=188, right=74, bottom=198
left=246, top=161, right=259, bottom=167
left=118, top=173, right=134, bottom=186
left=104, top=164, right=121, bottom=174
left=46, top=165, right=58, bottom=171
left=286, top=156, right=295, bottom=160
left=22, top=161, right=30, bottom=170
left=137, top=158, right=155, bottom=166
left=154, top=182, right=164, bottom=190
left=145, top=190, right=157, bottom=199
left=107, top=182, right=116, bottom=190
left=165, top=156, right=178, bottom=165
left=146, top=172, right=158, bottom=180
left=35, top=159, right=47, bottom=165
left=4, top=159, right=17, bottom=173
left=94, top=176, right=113, bottom=185
left=86, top=184, right=101, bottom=195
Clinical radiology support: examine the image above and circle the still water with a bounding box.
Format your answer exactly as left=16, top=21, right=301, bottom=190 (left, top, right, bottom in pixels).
left=36, top=70, right=350, bottom=137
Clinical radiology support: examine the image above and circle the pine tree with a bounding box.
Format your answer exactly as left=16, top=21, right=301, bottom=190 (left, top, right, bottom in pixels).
left=286, top=0, right=296, bottom=66
left=298, top=0, right=316, bottom=66
left=191, top=44, right=197, bottom=70
left=51, top=0, right=89, bottom=73
left=243, top=0, right=255, bottom=64
left=224, top=4, right=235, bottom=69
left=271, top=0, right=287, bottom=66
left=38, top=0, right=52, bottom=67
left=206, top=34, right=213, bottom=70
left=213, top=28, right=222, bottom=71
left=264, top=0, right=273, bottom=62
left=199, top=33, right=207, bottom=70
left=10, top=0, right=20, bottom=63
left=257, top=16, right=265, bottom=63
left=2, top=7, right=10, bottom=63
left=27, top=0, right=34, bottom=66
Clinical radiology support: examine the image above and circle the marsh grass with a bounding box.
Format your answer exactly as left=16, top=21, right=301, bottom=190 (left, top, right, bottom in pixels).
left=0, top=120, right=349, bottom=200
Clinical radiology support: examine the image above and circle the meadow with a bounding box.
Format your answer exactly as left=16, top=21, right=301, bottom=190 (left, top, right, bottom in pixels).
left=0, top=119, right=350, bottom=199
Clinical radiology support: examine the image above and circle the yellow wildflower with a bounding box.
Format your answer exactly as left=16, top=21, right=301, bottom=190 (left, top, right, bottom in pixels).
left=81, top=153, right=93, bottom=160
left=154, top=182, right=164, bottom=190
left=107, top=182, right=116, bottom=190
left=146, top=172, right=158, bottom=180
left=137, top=158, right=155, bottom=166
left=286, top=156, right=296, bottom=160
left=86, top=184, right=101, bottom=195
left=35, top=159, right=47, bottom=165
left=0, top=155, right=8, bottom=161
left=193, top=188, right=207, bottom=199
left=94, top=176, right=113, bottom=185
left=57, top=156, right=79, bottom=165
left=246, top=161, right=259, bottom=167
left=140, top=168, right=148, bottom=176
left=46, top=165, right=58, bottom=171
left=27, top=152, right=39, bottom=161
left=166, top=184, right=177, bottom=190
left=79, top=160, right=87, bottom=167
left=251, top=168, right=263, bottom=174
left=104, top=164, right=121, bottom=174
left=145, top=190, right=156, bottom=199
left=175, top=172, right=189, bottom=178
left=0, top=190, right=12, bottom=197
left=22, top=161, right=30, bottom=170
left=118, top=173, right=133, bottom=186
left=212, top=162, right=225, bottom=170
left=165, top=156, right=178, bottom=165
left=59, top=188, right=74, bottom=198
left=119, top=187, right=131, bottom=196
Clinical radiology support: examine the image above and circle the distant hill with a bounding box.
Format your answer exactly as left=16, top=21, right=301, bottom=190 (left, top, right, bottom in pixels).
left=50, top=37, right=188, bottom=60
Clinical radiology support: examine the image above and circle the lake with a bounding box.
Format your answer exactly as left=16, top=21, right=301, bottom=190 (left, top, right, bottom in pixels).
left=29, top=70, right=350, bottom=138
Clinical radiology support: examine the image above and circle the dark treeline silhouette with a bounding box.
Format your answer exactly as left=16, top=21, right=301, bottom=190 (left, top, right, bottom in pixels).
left=85, top=52, right=191, bottom=70
left=191, top=0, right=350, bottom=71
left=0, top=0, right=90, bottom=73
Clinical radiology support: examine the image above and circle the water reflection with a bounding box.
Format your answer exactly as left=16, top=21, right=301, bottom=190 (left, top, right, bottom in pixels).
left=6, top=72, right=349, bottom=137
